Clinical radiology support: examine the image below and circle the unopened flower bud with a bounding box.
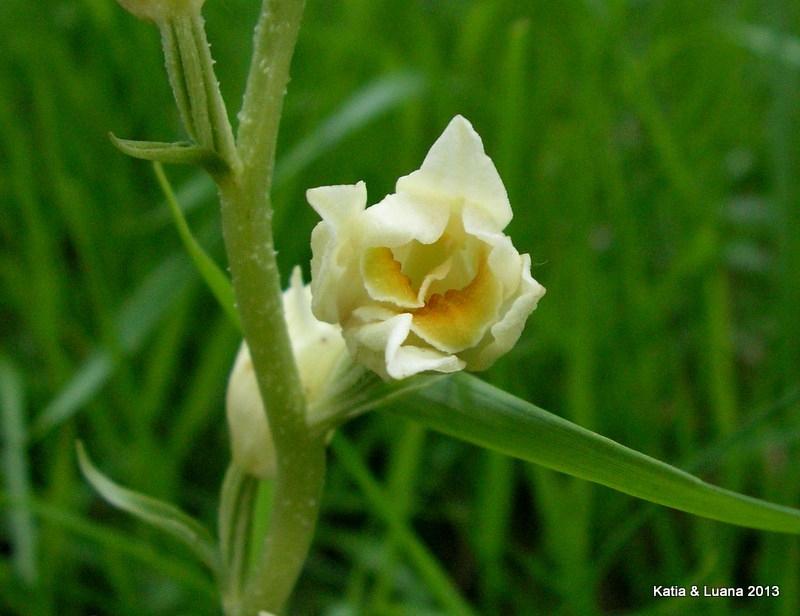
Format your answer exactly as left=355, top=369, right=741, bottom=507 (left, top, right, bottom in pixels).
left=226, top=267, right=348, bottom=479
left=226, top=340, right=275, bottom=479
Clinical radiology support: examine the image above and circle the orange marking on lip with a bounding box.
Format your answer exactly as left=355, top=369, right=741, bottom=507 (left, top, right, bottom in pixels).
left=411, top=256, right=498, bottom=352
left=362, top=247, right=419, bottom=307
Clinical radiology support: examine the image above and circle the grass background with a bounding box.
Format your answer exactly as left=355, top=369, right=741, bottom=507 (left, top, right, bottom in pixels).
left=2, top=0, right=800, bottom=614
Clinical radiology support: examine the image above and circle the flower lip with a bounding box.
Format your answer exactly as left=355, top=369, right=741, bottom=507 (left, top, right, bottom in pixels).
left=409, top=247, right=502, bottom=354
left=362, top=247, right=422, bottom=309
left=308, top=115, right=546, bottom=380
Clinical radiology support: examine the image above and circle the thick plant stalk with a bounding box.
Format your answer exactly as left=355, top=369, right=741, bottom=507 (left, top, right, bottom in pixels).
left=215, top=0, right=326, bottom=614
left=127, top=0, right=323, bottom=611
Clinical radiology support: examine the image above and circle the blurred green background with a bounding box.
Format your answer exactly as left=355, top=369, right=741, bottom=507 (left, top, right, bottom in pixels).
left=2, top=0, right=800, bottom=614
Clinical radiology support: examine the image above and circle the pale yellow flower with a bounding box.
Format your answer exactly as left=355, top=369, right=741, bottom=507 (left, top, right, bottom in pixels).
left=307, top=115, right=545, bottom=380
left=226, top=267, right=347, bottom=479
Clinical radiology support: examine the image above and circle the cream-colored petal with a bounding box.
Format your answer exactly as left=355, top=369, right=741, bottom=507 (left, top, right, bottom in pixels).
left=361, top=192, right=449, bottom=248
left=483, top=234, right=526, bottom=294
left=387, top=345, right=465, bottom=380
left=283, top=267, right=348, bottom=404
left=397, top=116, right=512, bottom=231
left=351, top=304, right=398, bottom=323
left=466, top=254, right=546, bottom=370
left=310, top=220, right=365, bottom=324
left=415, top=256, right=453, bottom=304
left=345, top=313, right=412, bottom=380
left=392, top=232, right=460, bottom=292
left=306, top=116, right=545, bottom=381
left=309, top=222, right=343, bottom=323
left=381, top=314, right=464, bottom=379
left=348, top=312, right=463, bottom=379
left=306, top=182, right=367, bottom=227
left=283, top=266, right=317, bottom=332
left=227, top=270, right=350, bottom=478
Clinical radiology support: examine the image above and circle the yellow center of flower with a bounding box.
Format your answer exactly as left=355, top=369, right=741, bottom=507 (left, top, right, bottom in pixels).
left=362, top=243, right=502, bottom=353
left=362, top=247, right=420, bottom=308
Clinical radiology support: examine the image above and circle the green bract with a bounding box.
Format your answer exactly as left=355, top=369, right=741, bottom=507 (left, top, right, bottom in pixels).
left=116, top=0, right=205, bottom=22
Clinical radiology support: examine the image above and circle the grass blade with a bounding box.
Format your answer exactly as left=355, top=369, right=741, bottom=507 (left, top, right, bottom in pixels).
left=0, top=357, right=37, bottom=584
left=331, top=435, right=478, bottom=616
left=390, top=373, right=800, bottom=534
left=153, top=162, right=241, bottom=330
left=76, top=441, right=221, bottom=577
left=0, top=493, right=216, bottom=599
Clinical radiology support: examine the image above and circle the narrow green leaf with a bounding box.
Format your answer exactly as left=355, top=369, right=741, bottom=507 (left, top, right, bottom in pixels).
left=0, top=493, right=216, bottom=598
left=0, top=357, right=38, bottom=584
left=153, top=162, right=241, bottom=331
left=109, top=133, right=223, bottom=170
left=217, top=464, right=260, bottom=610
left=390, top=373, right=800, bottom=534
left=76, top=441, right=221, bottom=577
left=332, top=435, right=478, bottom=616
left=472, top=450, right=513, bottom=602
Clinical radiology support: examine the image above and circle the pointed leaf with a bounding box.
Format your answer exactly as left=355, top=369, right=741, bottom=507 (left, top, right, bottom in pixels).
left=217, top=464, right=262, bottom=609
left=76, top=441, right=221, bottom=576
left=110, top=133, right=224, bottom=171
left=0, top=492, right=216, bottom=597
left=390, top=373, right=800, bottom=534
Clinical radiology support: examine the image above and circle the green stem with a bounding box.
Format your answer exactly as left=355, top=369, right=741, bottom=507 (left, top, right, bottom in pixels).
left=218, top=148, right=325, bottom=616
left=151, top=1, right=319, bottom=611
left=236, top=0, right=307, bottom=185
left=215, top=0, right=323, bottom=613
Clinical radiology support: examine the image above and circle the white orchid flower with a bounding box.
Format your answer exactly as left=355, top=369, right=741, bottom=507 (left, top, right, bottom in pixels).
left=226, top=267, right=347, bottom=479
left=307, top=115, right=545, bottom=380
